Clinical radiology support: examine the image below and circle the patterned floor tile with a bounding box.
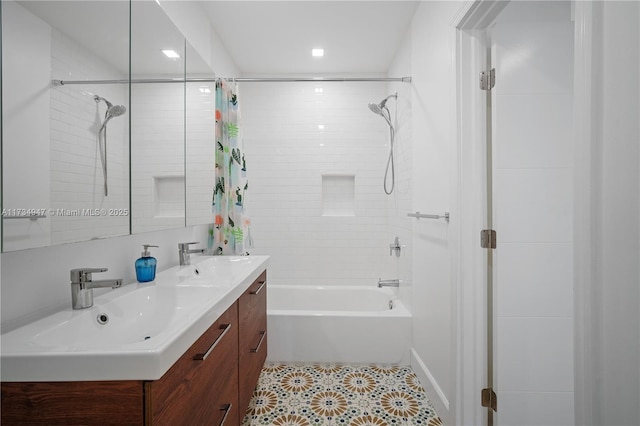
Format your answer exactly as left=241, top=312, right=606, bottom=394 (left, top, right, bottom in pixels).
left=242, top=363, right=442, bottom=426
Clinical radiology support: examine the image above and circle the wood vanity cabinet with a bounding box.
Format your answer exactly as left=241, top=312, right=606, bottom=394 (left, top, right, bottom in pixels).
left=1, top=270, right=268, bottom=426
left=238, top=270, right=268, bottom=417
left=145, top=302, right=239, bottom=426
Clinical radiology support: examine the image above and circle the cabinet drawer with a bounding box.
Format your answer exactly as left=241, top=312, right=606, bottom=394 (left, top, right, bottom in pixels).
left=146, top=302, right=238, bottom=426
left=1, top=381, right=144, bottom=425
left=239, top=271, right=267, bottom=336
left=238, top=272, right=267, bottom=418
left=239, top=328, right=267, bottom=419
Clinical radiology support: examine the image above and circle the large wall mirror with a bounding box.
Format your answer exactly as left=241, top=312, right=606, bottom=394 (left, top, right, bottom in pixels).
left=1, top=0, right=215, bottom=252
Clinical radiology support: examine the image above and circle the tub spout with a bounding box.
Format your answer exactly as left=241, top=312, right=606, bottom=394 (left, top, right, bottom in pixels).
left=378, top=278, right=400, bottom=288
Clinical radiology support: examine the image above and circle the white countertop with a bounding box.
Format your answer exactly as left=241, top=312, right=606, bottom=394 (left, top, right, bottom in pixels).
left=0, top=255, right=269, bottom=382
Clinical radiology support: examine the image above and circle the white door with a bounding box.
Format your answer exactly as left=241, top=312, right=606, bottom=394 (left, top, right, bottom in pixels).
left=490, top=2, right=575, bottom=425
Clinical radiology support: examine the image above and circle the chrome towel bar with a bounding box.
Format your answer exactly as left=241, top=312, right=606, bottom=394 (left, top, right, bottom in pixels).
left=3, top=214, right=47, bottom=220
left=407, top=211, right=450, bottom=222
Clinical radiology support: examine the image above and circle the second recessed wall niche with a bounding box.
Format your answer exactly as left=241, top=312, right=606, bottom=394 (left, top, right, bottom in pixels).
left=322, top=175, right=355, bottom=217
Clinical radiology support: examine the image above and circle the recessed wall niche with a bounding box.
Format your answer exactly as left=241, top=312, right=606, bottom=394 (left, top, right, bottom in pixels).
left=154, top=176, right=185, bottom=218
left=321, top=175, right=355, bottom=216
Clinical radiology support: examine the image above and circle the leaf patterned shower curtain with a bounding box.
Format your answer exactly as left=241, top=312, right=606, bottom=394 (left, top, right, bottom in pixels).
left=212, top=79, right=252, bottom=255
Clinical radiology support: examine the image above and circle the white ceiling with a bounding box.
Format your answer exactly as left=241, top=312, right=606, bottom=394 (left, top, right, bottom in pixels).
left=19, top=1, right=210, bottom=76
left=201, top=1, right=419, bottom=75
left=18, top=1, right=418, bottom=77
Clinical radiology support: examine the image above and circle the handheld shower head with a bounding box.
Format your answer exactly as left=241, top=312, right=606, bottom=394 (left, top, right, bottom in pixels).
left=94, top=95, right=126, bottom=118
left=369, top=93, right=397, bottom=113
left=368, top=102, right=384, bottom=115
left=106, top=104, right=127, bottom=119
left=94, top=94, right=127, bottom=131
left=94, top=94, right=127, bottom=197
left=99, top=105, right=126, bottom=132
left=368, top=93, right=397, bottom=125
left=368, top=93, right=398, bottom=195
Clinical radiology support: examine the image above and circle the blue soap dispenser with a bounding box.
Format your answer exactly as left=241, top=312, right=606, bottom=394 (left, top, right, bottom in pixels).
left=136, top=244, right=159, bottom=283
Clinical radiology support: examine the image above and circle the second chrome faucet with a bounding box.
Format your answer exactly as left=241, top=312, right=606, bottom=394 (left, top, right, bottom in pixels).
left=178, top=242, right=205, bottom=266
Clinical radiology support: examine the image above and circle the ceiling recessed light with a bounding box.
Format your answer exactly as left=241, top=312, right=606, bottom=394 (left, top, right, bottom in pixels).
left=162, top=49, right=180, bottom=59
left=315, top=87, right=324, bottom=93
left=312, top=48, right=324, bottom=57
left=318, top=124, right=325, bottom=130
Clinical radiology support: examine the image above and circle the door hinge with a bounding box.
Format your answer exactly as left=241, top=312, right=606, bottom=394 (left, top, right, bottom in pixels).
left=479, top=68, right=496, bottom=91
left=480, top=229, right=497, bottom=249
left=481, top=387, right=497, bottom=411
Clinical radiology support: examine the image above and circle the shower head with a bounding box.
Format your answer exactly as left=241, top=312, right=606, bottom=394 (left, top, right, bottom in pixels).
left=369, top=94, right=398, bottom=196
left=368, top=93, right=397, bottom=123
left=106, top=104, right=127, bottom=118
left=94, top=94, right=126, bottom=132
left=368, top=102, right=384, bottom=115
left=369, top=93, right=397, bottom=114
left=94, top=95, right=126, bottom=198
left=94, top=95, right=126, bottom=119
left=368, top=93, right=397, bottom=127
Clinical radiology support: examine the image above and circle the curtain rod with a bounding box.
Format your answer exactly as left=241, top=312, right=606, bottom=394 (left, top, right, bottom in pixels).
left=222, top=77, right=412, bottom=83
left=51, top=76, right=412, bottom=86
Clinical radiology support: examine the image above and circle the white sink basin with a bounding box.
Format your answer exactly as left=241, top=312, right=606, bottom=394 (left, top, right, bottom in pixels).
left=1, top=255, right=269, bottom=382
left=27, top=285, right=223, bottom=350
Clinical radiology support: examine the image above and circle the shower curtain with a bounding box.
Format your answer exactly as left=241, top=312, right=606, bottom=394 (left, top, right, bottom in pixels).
left=212, top=79, right=252, bottom=255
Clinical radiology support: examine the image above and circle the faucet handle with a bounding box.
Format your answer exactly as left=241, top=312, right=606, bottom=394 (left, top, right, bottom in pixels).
left=70, top=268, right=107, bottom=283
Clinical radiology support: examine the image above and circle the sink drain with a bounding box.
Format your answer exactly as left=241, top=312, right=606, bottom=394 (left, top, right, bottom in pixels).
left=97, top=313, right=109, bottom=325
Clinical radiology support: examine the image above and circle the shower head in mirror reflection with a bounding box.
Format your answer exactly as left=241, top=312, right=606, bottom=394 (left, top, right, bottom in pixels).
left=94, top=95, right=127, bottom=196
left=94, top=95, right=127, bottom=131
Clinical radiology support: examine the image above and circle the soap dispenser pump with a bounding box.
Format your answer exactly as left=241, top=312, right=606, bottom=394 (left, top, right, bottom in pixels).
left=136, top=244, right=159, bottom=283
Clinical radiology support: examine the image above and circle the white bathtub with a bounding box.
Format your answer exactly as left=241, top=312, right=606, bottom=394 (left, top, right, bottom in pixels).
left=267, top=285, right=412, bottom=364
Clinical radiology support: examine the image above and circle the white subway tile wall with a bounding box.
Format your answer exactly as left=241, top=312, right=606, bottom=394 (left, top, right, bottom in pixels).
left=385, top=80, right=413, bottom=311
left=50, top=28, right=129, bottom=244
left=131, top=83, right=185, bottom=233
left=242, top=82, right=407, bottom=287
left=185, top=82, right=216, bottom=226
left=130, top=82, right=215, bottom=232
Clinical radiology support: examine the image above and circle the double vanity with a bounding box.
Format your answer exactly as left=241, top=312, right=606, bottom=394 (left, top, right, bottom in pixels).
left=1, top=255, right=269, bottom=425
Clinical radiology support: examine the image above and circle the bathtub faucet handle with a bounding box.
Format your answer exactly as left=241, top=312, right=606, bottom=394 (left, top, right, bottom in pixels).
left=389, top=236, right=402, bottom=257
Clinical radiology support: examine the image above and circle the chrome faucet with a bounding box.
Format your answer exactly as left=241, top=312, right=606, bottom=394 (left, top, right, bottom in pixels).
left=70, top=268, right=123, bottom=310
left=178, top=242, right=205, bottom=266
left=378, top=278, right=400, bottom=288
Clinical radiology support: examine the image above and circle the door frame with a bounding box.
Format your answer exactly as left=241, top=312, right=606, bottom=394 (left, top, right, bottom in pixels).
left=453, top=2, right=506, bottom=424
left=452, top=1, right=597, bottom=424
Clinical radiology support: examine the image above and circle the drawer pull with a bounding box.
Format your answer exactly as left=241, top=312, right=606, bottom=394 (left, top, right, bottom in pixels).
left=250, top=330, right=266, bottom=353
left=219, top=403, right=232, bottom=426
left=250, top=280, right=266, bottom=295
left=194, top=324, right=232, bottom=361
